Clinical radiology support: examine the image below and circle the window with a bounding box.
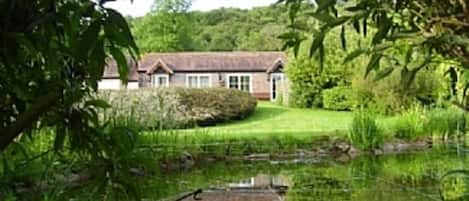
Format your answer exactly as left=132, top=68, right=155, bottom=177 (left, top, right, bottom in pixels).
left=227, top=74, right=252, bottom=92
left=151, top=74, right=169, bottom=87
left=186, top=74, right=211, bottom=88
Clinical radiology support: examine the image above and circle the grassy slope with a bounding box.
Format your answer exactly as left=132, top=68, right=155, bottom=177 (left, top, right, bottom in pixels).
left=141, top=102, right=399, bottom=157
left=180, top=102, right=355, bottom=139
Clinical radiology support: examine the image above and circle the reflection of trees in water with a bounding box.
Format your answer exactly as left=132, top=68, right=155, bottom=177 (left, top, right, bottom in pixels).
left=350, top=156, right=383, bottom=189
left=287, top=169, right=352, bottom=201
left=440, top=170, right=469, bottom=201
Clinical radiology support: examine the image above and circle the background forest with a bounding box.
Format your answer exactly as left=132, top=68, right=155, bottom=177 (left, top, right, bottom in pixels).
left=129, top=3, right=288, bottom=52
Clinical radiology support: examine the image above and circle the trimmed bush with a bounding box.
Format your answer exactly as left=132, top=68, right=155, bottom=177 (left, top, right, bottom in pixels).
left=322, top=86, right=354, bottom=111
left=175, top=87, right=257, bottom=126
left=349, top=109, right=383, bottom=151
left=97, top=87, right=257, bottom=129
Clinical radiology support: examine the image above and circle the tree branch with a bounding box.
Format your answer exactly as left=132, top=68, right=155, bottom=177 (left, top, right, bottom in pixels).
left=0, top=94, right=59, bottom=151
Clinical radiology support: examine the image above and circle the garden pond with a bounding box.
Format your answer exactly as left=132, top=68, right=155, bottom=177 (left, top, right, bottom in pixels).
left=141, top=144, right=469, bottom=201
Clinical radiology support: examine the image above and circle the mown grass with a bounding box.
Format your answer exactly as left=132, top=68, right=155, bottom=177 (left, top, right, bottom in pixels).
left=177, top=101, right=355, bottom=138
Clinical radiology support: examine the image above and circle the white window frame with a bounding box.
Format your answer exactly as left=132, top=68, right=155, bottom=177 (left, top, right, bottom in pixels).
left=185, top=74, right=212, bottom=88
left=270, top=73, right=285, bottom=101
left=226, top=73, right=253, bottom=93
left=151, top=74, right=169, bottom=87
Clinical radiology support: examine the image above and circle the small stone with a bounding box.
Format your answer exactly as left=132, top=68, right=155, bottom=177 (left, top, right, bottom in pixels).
left=245, top=153, right=270, bottom=160
left=382, top=143, right=395, bottom=154
left=395, top=143, right=412, bottom=152
left=373, top=149, right=383, bottom=155
left=129, top=168, right=145, bottom=177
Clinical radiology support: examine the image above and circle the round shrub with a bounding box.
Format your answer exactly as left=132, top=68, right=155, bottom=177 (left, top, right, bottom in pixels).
left=322, top=86, right=354, bottom=111
left=175, top=87, right=257, bottom=126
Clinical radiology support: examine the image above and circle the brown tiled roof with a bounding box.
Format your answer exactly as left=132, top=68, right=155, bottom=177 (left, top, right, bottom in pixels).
left=139, top=52, right=287, bottom=73
left=102, top=58, right=139, bottom=81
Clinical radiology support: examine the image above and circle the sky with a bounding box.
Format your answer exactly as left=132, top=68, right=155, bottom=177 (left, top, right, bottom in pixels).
left=106, top=0, right=278, bottom=17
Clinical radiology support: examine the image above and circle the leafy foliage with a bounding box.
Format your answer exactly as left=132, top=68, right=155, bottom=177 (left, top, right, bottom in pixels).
left=0, top=0, right=138, bottom=150
left=175, top=88, right=258, bottom=126
left=322, top=86, right=353, bottom=111
left=132, top=0, right=194, bottom=52
left=285, top=28, right=358, bottom=108
left=391, top=108, right=426, bottom=140
left=98, top=88, right=257, bottom=129
left=280, top=0, right=469, bottom=101
left=424, top=107, right=466, bottom=139
left=132, top=5, right=290, bottom=52
left=0, top=0, right=143, bottom=199
left=351, top=65, right=443, bottom=114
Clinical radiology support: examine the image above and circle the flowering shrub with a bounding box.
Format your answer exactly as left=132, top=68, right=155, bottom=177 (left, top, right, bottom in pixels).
left=96, top=87, right=257, bottom=129
left=97, top=88, right=190, bottom=129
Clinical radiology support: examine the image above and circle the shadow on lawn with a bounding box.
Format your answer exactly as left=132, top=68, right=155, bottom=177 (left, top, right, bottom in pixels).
left=210, top=104, right=288, bottom=127
left=245, top=105, right=288, bottom=122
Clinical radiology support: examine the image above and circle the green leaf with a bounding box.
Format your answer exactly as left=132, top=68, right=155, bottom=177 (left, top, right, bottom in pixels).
left=340, top=25, right=347, bottom=50
left=363, top=19, right=367, bottom=36
left=326, top=16, right=351, bottom=28
left=310, top=12, right=335, bottom=22
left=316, top=0, right=337, bottom=12
left=365, top=53, right=382, bottom=77
left=401, top=67, right=417, bottom=88
left=85, top=99, right=112, bottom=109
left=110, top=46, right=129, bottom=84
left=106, top=8, right=140, bottom=57
left=309, top=30, right=327, bottom=57
left=343, top=49, right=367, bottom=64
left=374, top=66, right=394, bottom=81
left=352, top=20, right=360, bottom=34
left=54, top=127, right=66, bottom=151
left=372, top=15, right=392, bottom=44
left=278, top=32, right=299, bottom=40
left=404, top=46, right=413, bottom=67
left=89, top=39, right=106, bottom=86
left=78, top=20, right=102, bottom=58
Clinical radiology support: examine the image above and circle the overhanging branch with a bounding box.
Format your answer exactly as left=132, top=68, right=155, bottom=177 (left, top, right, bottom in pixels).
left=0, top=94, right=59, bottom=151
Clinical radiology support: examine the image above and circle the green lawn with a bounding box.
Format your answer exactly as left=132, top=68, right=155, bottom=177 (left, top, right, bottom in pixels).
left=181, top=102, right=355, bottom=139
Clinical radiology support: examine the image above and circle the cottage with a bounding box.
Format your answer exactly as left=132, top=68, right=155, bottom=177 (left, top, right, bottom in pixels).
left=99, top=52, right=287, bottom=100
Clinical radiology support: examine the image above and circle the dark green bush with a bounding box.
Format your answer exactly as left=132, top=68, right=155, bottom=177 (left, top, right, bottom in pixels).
left=175, top=87, right=257, bottom=126
left=322, top=86, right=354, bottom=111
left=351, top=67, right=442, bottom=115
left=286, top=56, right=351, bottom=108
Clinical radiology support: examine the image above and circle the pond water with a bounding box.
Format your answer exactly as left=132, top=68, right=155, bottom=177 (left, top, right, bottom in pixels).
left=142, top=144, right=469, bottom=201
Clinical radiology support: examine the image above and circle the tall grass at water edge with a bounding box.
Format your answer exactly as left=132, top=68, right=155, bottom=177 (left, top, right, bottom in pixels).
left=349, top=109, right=384, bottom=151
left=389, top=107, right=466, bottom=141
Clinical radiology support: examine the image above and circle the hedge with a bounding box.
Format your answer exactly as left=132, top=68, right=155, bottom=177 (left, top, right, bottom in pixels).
left=322, top=86, right=354, bottom=111
left=175, top=88, right=257, bottom=126
left=97, top=87, right=257, bottom=129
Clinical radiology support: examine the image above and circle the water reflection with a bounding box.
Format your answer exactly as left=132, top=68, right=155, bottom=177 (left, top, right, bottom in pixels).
left=149, top=147, right=469, bottom=201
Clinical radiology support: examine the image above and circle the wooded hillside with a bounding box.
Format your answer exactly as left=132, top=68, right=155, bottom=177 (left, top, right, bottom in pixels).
left=129, top=5, right=290, bottom=52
